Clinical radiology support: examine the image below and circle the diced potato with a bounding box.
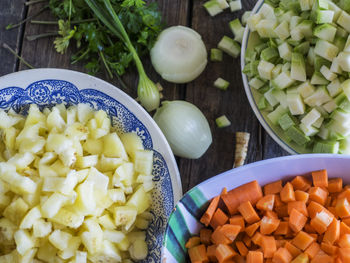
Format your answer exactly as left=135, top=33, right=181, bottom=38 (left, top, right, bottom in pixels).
left=85, top=167, right=109, bottom=192
left=20, top=206, right=41, bottom=229
left=88, top=240, right=122, bottom=263
left=57, top=236, right=81, bottom=260
left=94, top=192, right=114, bottom=217
left=126, top=186, right=151, bottom=214
left=19, top=248, right=37, bottom=263
left=8, top=152, right=35, bottom=170
left=77, top=103, right=94, bottom=124
left=74, top=251, right=87, bottom=263
left=116, top=236, right=130, bottom=251
left=48, top=229, right=72, bottom=251
left=41, top=193, right=68, bottom=218
left=98, top=155, right=123, bottom=172
left=134, top=150, right=153, bottom=176
left=47, top=107, right=66, bottom=132
left=50, top=160, right=71, bottom=177
left=3, top=197, right=29, bottom=225
left=103, top=133, right=128, bottom=160
left=81, top=231, right=103, bottom=255
left=113, top=206, right=137, bottom=231
left=129, top=239, right=148, bottom=261
left=65, top=122, right=88, bottom=141
left=74, top=181, right=96, bottom=215
left=0, top=250, right=18, bottom=262
left=24, top=104, right=46, bottom=127
left=76, top=169, right=89, bottom=183
left=42, top=177, right=65, bottom=192
left=66, top=106, right=77, bottom=126
left=37, top=240, right=57, bottom=262
left=83, top=138, right=103, bottom=155
left=98, top=214, right=116, bottom=230
left=14, top=229, right=35, bottom=255
left=0, top=218, right=16, bottom=248
left=108, top=189, right=126, bottom=204
left=120, top=132, right=144, bottom=160
left=33, top=219, right=52, bottom=238
left=58, top=170, right=78, bottom=195
left=38, top=164, right=58, bottom=178
left=50, top=208, right=84, bottom=229
left=3, top=127, right=18, bottom=151
left=75, top=155, right=98, bottom=169
left=18, top=137, right=46, bottom=154
left=113, top=162, right=134, bottom=187
left=103, top=229, right=125, bottom=243
left=0, top=109, right=22, bottom=129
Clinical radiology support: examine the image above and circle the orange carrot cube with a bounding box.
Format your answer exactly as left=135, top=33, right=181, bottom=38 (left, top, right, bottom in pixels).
left=256, top=194, right=275, bottom=211
left=280, top=182, right=296, bottom=203
left=288, top=201, right=308, bottom=217
left=229, top=215, right=245, bottom=232
left=310, top=210, right=333, bottom=234
left=323, top=218, right=340, bottom=245
left=252, top=232, right=263, bottom=246
left=295, top=190, right=309, bottom=203
left=275, top=205, right=289, bottom=218
left=340, top=221, right=350, bottom=235
left=274, top=221, right=289, bottom=235
left=328, top=178, right=343, bottom=193
left=339, top=248, right=350, bottom=262
left=264, top=180, right=283, bottom=195
left=211, top=226, right=231, bottom=245
left=210, top=208, right=229, bottom=229
left=188, top=244, right=209, bottom=263
left=291, top=176, right=312, bottom=191
left=245, top=221, right=260, bottom=237
left=274, top=194, right=284, bottom=207
left=260, top=216, right=280, bottom=235
left=200, top=195, right=220, bottom=227
left=185, top=236, right=201, bottom=249
left=310, top=250, right=333, bottom=263
left=336, top=197, right=350, bottom=218
left=220, top=224, right=241, bottom=242
left=272, top=247, right=292, bottom=263
left=238, top=201, right=260, bottom=224
left=292, top=231, right=315, bottom=251
left=215, top=244, right=237, bottom=263
left=309, top=187, right=328, bottom=205
left=304, top=242, right=320, bottom=259
left=339, top=234, right=350, bottom=248
left=261, top=236, right=277, bottom=258
left=246, top=251, right=263, bottom=263
left=337, top=188, right=350, bottom=200
left=200, top=228, right=212, bottom=246
left=243, top=234, right=251, bottom=247
left=207, top=245, right=217, bottom=262
left=289, top=208, right=307, bottom=233
left=312, top=169, right=328, bottom=188
left=265, top=210, right=279, bottom=219
left=235, top=241, right=248, bottom=256
left=320, top=242, right=338, bottom=255
left=284, top=241, right=302, bottom=258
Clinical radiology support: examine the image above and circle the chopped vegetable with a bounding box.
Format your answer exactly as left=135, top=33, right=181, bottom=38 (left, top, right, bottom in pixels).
left=210, top=48, right=223, bottom=62
left=204, top=0, right=224, bottom=17
left=230, top=0, right=242, bottom=12
left=214, top=78, right=230, bottom=90
left=186, top=169, right=350, bottom=262
left=153, top=101, right=212, bottom=159
left=233, top=132, right=250, bottom=168
left=150, top=26, right=208, bottom=84
left=218, top=36, right=241, bottom=58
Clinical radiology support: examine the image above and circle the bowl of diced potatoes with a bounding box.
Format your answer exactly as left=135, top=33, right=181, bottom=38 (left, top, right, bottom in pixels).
left=0, top=68, right=182, bottom=262
left=241, top=0, right=350, bottom=155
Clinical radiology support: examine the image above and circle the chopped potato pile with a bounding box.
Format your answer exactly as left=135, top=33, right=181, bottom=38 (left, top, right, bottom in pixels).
left=0, top=103, right=154, bottom=262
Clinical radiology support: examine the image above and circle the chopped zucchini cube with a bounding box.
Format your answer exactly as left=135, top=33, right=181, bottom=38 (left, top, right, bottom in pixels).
left=210, top=48, right=223, bottom=62
left=278, top=42, right=292, bottom=61
left=247, top=14, right=263, bottom=32
left=242, top=11, right=252, bottom=26
left=301, top=108, right=321, bottom=126
left=337, top=52, right=350, bottom=72
left=256, top=19, right=278, bottom=38
left=230, top=0, right=242, bottom=12
left=320, top=65, right=337, bottom=81
left=274, top=21, right=290, bottom=41
left=342, top=79, right=350, bottom=101
left=267, top=105, right=289, bottom=125
left=314, top=23, right=337, bottom=42
left=287, top=93, right=305, bottom=115
left=327, top=78, right=342, bottom=97
left=311, top=71, right=329, bottom=85
left=203, top=0, right=223, bottom=17
left=271, top=71, right=295, bottom=90
left=304, top=86, right=332, bottom=106
left=313, top=140, right=339, bottom=153
left=214, top=78, right=230, bottom=90
left=249, top=77, right=265, bottom=90
left=258, top=60, right=275, bottom=80
left=300, top=123, right=319, bottom=136
left=278, top=113, right=297, bottom=130
left=264, top=88, right=279, bottom=107
left=316, top=10, right=334, bottom=24
left=216, top=115, right=231, bottom=128
left=297, top=81, right=316, bottom=98
left=337, top=11, right=350, bottom=32
left=285, top=126, right=311, bottom=145
left=314, top=39, right=339, bottom=61
left=218, top=36, right=241, bottom=58
left=291, top=52, right=306, bottom=81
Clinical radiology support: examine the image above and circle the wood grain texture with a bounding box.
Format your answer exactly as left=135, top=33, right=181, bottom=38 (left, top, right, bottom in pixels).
left=0, top=0, right=27, bottom=75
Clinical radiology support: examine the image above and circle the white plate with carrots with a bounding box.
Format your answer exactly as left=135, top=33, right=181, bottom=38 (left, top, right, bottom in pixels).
left=161, top=154, right=350, bottom=263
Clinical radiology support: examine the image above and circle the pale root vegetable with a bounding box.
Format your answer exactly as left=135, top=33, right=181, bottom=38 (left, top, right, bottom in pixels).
left=153, top=100, right=212, bottom=159
left=150, top=26, right=208, bottom=83
left=234, top=132, right=250, bottom=168
left=0, top=104, right=153, bottom=261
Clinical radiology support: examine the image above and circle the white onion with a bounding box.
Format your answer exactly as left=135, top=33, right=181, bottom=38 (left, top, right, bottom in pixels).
left=150, top=26, right=208, bottom=84
left=153, top=100, right=212, bottom=159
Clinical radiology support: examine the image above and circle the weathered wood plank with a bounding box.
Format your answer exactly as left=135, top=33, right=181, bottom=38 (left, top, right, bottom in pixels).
left=0, top=0, right=27, bottom=76
left=180, top=0, right=264, bottom=191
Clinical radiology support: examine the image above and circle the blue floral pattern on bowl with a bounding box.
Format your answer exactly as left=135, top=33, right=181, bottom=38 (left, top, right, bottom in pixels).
left=0, top=79, right=173, bottom=263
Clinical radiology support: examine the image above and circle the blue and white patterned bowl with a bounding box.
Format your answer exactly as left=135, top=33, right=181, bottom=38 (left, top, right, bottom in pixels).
left=162, top=154, right=350, bottom=262
left=0, top=68, right=182, bottom=262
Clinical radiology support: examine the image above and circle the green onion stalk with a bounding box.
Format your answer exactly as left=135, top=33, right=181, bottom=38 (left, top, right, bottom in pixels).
left=84, top=0, right=160, bottom=112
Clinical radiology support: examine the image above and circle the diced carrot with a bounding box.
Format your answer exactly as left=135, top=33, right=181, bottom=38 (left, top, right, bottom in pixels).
left=235, top=241, right=248, bottom=256
left=309, top=233, right=318, bottom=240
left=210, top=208, right=229, bottom=229
left=288, top=201, right=308, bottom=217
left=221, top=181, right=263, bottom=215
left=276, top=239, right=287, bottom=249
left=221, top=187, right=228, bottom=196
left=252, top=232, right=264, bottom=246
left=327, top=207, right=338, bottom=218
left=323, top=218, right=340, bottom=245
left=246, top=251, right=263, bottom=263
left=285, top=241, right=302, bottom=258
left=289, top=208, right=307, bottom=233
left=338, top=234, right=350, bottom=248
left=265, top=210, right=279, bottom=219
left=211, top=226, right=231, bottom=245
left=309, top=187, right=328, bottom=206
left=229, top=215, right=245, bottom=232
left=339, top=248, right=350, bottom=262
left=343, top=217, right=350, bottom=226
left=272, top=247, right=293, bottom=263
left=200, top=195, right=220, bottom=226
left=275, top=194, right=285, bottom=207
left=264, top=180, right=283, bottom=195
left=200, top=228, right=212, bottom=246
left=307, top=201, right=324, bottom=218
left=280, top=182, right=296, bottom=203
left=238, top=201, right=260, bottom=224
left=233, top=255, right=245, bottom=263
left=321, top=242, right=338, bottom=255
left=310, top=210, right=333, bottom=234
left=295, top=190, right=309, bottom=203
left=207, top=245, right=217, bottom=262
left=186, top=236, right=201, bottom=249
left=256, top=194, right=275, bottom=211
left=304, top=223, right=317, bottom=234
left=310, top=250, right=333, bottom=263
left=312, top=169, right=328, bottom=188
left=275, top=205, right=289, bottom=218
left=215, top=244, right=237, bottom=263
left=245, top=221, right=260, bottom=237
left=340, top=221, right=350, bottom=235
left=243, top=234, right=251, bottom=247
left=304, top=242, right=320, bottom=259
left=336, top=197, right=350, bottom=218
left=261, top=235, right=277, bottom=258
left=260, top=216, right=280, bottom=235
left=334, top=257, right=343, bottom=263
left=274, top=221, right=289, bottom=235
left=328, top=178, right=343, bottom=193
left=188, top=244, right=209, bottom=263
left=292, top=176, right=312, bottom=191
left=338, top=188, right=350, bottom=201
left=220, top=224, right=241, bottom=242
left=292, top=231, right=315, bottom=251
left=325, top=196, right=332, bottom=207
left=291, top=253, right=309, bottom=263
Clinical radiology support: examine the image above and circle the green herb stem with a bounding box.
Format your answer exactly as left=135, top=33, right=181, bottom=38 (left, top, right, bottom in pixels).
left=1, top=43, right=34, bottom=69
left=25, top=0, right=47, bottom=6
left=6, top=5, right=48, bottom=30
left=99, top=51, right=113, bottom=79
left=26, top=32, right=59, bottom=41
left=30, top=18, right=98, bottom=25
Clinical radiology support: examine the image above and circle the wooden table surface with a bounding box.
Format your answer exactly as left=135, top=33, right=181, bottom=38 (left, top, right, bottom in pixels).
left=0, top=0, right=289, bottom=194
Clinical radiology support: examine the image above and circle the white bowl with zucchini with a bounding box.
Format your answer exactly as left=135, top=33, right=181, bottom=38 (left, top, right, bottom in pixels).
left=241, top=0, right=350, bottom=154
left=0, top=68, right=181, bottom=262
